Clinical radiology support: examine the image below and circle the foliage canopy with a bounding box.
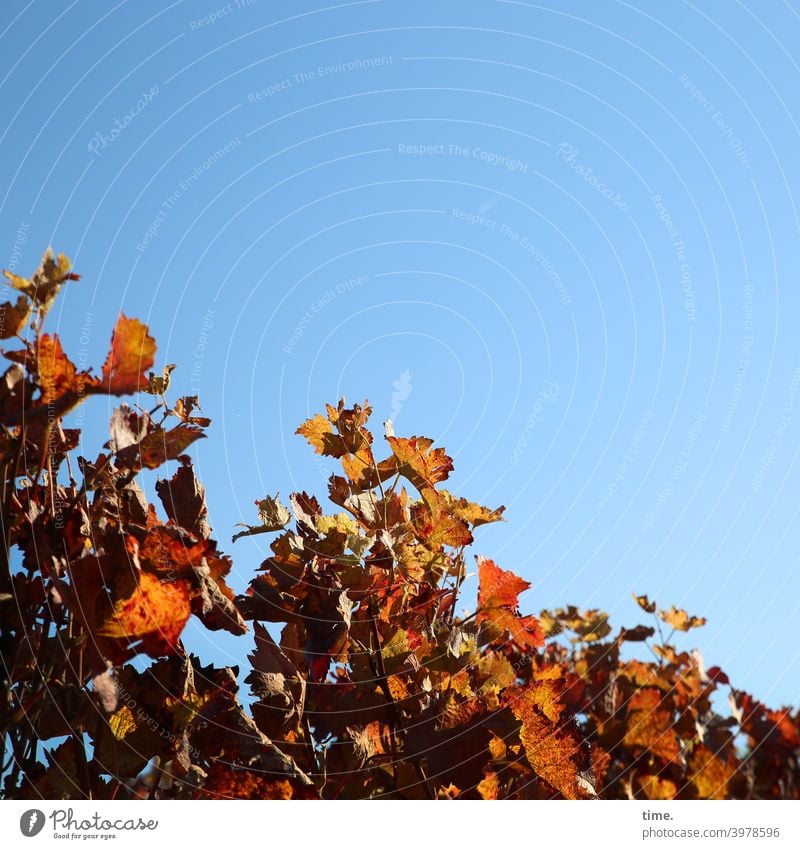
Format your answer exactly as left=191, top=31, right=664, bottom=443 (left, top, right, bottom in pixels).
left=1, top=250, right=797, bottom=799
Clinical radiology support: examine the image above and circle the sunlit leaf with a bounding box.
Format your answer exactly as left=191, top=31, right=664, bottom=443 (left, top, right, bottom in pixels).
left=100, top=314, right=157, bottom=395
left=386, top=435, right=453, bottom=491
left=36, top=334, right=93, bottom=405
left=477, top=556, right=544, bottom=650
left=440, top=489, right=505, bottom=527
left=689, top=745, right=735, bottom=799
left=658, top=605, right=707, bottom=631
left=623, top=688, right=680, bottom=764
left=633, top=593, right=657, bottom=614
left=233, top=494, right=291, bottom=542
left=96, top=571, right=192, bottom=657
left=145, top=363, right=176, bottom=395
left=4, top=248, right=79, bottom=317
left=507, top=679, right=593, bottom=799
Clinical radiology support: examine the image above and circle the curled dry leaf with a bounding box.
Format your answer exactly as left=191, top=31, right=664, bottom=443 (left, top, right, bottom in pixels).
left=232, top=494, right=291, bottom=542
left=156, top=458, right=212, bottom=539
left=633, top=593, right=657, bottom=614
left=0, top=296, right=32, bottom=339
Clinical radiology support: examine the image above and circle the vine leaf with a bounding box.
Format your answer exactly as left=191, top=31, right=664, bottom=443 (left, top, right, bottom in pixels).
left=658, top=606, right=707, bottom=631
left=507, top=679, right=594, bottom=799
left=232, top=494, right=291, bottom=542
left=100, top=314, right=157, bottom=395
left=95, top=571, right=192, bottom=658
left=4, top=248, right=79, bottom=316
left=0, top=295, right=31, bottom=338
left=477, top=556, right=544, bottom=650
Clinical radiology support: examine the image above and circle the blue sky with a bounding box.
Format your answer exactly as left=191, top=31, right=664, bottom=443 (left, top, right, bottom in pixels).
left=2, top=0, right=799, bottom=708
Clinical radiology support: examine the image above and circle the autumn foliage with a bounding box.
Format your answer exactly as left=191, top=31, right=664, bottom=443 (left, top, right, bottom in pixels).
left=1, top=250, right=798, bottom=800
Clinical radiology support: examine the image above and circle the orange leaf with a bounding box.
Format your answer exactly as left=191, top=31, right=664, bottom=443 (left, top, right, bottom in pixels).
left=410, top=495, right=473, bottom=550
left=200, top=764, right=299, bottom=799
left=436, top=783, right=461, bottom=799
left=348, top=721, right=391, bottom=763
left=477, top=557, right=544, bottom=650
left=37, top=335, right=79, bottom=405
left=619, top=660, right=674, bottom=692
left=689, top=745, right=735, bottom=799
left=507, top=679, right=592, bottom=799
left=478, top=556, right=530, bottom=609
left=488, top=734, right=507, bottom=761
left=386, top=435, right=453, bottom=491
left=623, top=688, right=680, bottom=764
left=764, top=708, right=800, bottom=750
left=633, top=773, right=678, bottom=800
left=492, top=610, right=545, bottom=651
left=100, top=314, right=156, bottom=395
left=35, top=334, right=98, bottom=408
left=341, top=445, right=378, bottom=489
left=96, top=571, right=191, bottom=656
left=134, top=525, right=212, bottom=573
left=296, top=400, right=374, bottom=461
left=477, top=771, right=500, bottom=800
left=296, top=413, right=337, bottom=456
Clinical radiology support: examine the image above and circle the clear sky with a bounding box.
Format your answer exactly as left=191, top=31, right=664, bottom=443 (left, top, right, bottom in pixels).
left=1, top=0, right=799, bottom=708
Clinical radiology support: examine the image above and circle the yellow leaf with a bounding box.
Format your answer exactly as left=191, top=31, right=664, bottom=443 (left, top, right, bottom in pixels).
left=689, top=745, right=735, bottom=799
left=658, top=606, right=706, bottom=631
left=108, top=705, right=137, bottom=741
left=296, top=413, right=335, bottom=455
left=440, top=489, right=505, bottom=527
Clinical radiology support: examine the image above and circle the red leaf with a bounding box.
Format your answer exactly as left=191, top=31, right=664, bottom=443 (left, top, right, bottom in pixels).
left=706, top=666, right=730, bottom=686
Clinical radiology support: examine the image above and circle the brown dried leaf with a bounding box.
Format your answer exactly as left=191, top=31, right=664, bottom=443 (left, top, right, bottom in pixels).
left=0, top=295, right=31, bottom=338
left=156, top=458, right=212, bottom=539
